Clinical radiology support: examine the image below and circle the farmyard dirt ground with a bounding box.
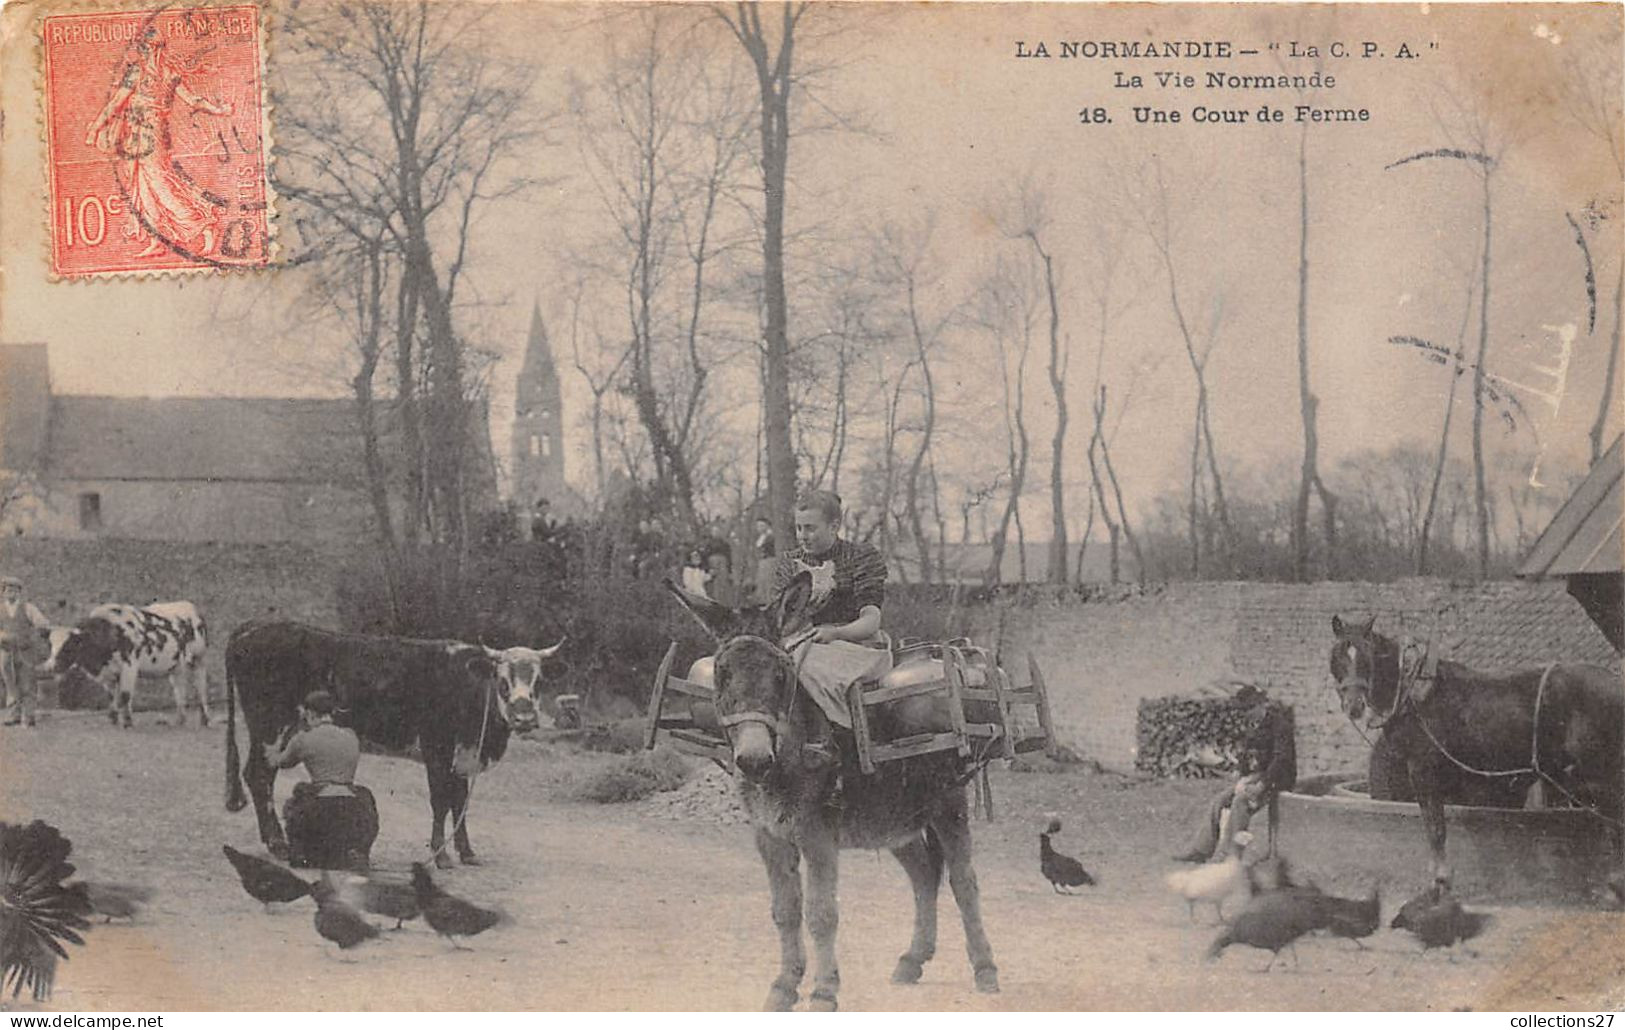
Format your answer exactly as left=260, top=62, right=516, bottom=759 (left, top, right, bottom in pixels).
left=2, top=711, right=1621, bottom=1012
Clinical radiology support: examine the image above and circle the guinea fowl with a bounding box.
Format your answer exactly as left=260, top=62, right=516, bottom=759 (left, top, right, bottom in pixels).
left=222, top=845, right=314, bottom=911
left=0, top=820, right=94, bottom=1002
left=1391, top=885, right=1490, bottom=952
left=411, top=863, right=503, bottom=947
left=1207, top=889, right=1328, bottom=971
left=1166, top=830, right=1253, bottom=922
left=1039, top=818, right=1095, bottom=893
left=310, top=879, right=381, bottom=955
left=75, top=882, right=154, bottom=923
left=1321, top=887, right=1381, bottom=948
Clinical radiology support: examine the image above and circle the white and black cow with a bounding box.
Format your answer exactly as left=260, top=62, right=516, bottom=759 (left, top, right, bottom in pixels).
left=485, top=639, right=564, bottom=732
left=50, top=601, right=211, bottom=728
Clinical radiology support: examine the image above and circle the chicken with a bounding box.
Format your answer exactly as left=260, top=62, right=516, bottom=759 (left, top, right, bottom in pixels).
left=1166, top=830, right=1253, bottom=922
left=0, top=820, right=93, bottom=1002
left=221, top=845, right=314, bottom=911
left=1039, top=818, right=1095, bottom=893
left=1391, top=886, right=1491, bottom=952
left=1207, top=889, right=1327, bottom=971
left=310, top=879, right=381, bottom=955
left=75, top=882, right=154, bottom=924
left=355, top=877, right=421, bottom=929
left=410, top=863, right=503, bottom=947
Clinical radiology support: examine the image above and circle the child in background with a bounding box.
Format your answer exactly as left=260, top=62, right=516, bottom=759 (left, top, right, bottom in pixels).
left=682, top=548, right=712, bottom=598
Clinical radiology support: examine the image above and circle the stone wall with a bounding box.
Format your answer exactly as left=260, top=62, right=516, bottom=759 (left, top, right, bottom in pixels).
left=0, top=537, right=342, bottom=707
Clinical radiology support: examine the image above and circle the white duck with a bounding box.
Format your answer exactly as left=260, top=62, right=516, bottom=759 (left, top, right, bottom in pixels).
left=1165, top=829, right=1254, bottom=922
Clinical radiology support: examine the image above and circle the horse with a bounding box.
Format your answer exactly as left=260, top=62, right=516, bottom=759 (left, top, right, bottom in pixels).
left=666, top=572, right=999, bottom=1011
left=1328, top=613, right=1624, bottom=890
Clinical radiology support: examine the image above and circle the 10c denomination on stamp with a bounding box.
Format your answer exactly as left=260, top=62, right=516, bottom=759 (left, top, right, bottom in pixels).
left=42, top=5, right=271, bottom=278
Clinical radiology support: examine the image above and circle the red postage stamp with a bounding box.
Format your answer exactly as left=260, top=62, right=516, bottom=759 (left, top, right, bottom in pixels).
left=42, top=5, right=271, bottom=278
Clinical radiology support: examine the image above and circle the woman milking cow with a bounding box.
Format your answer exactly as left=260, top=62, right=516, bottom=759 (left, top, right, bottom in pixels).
left=262, top=690, right=380, bottom=871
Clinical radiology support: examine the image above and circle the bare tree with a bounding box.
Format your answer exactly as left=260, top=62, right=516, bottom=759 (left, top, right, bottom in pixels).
left=572, top=8, right=753, bottom=529
left=991, top=181, right=1070, bottom=583
left=563, top=276, right=633, bottom=503
left=715, top=2, right=809, bottom=542
left=275, top=1, right=539, bottom=558
left=875, top=217, right=953, bottom=583
left=1075, top=178, right=1141, bottom=584
left=1291, top=115, right=1339, bottom=581
left=1554, top=31, right=1624, bottom=463
left=1140, top=157, right=1232, bottom=575
left=1417, top=268, right=1479, bottom=574
left=973, top=255, right=1037, bottom=585
left=1389, top=86, right=1510, bottom=578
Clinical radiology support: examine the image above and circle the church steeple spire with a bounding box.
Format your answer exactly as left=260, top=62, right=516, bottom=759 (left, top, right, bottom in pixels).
left=512, top=301, right=565, bottom=513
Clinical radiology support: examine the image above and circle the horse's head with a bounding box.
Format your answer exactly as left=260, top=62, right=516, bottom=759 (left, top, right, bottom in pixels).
left=1328, top=614, right=1403, bottom=726
left=666, top=572, right=816, bottom=781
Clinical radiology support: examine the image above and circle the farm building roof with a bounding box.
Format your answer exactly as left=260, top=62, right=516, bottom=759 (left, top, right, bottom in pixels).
left=1517, top=435, right=1623, bottom=578
left=46, top=395, right=374, bottom=484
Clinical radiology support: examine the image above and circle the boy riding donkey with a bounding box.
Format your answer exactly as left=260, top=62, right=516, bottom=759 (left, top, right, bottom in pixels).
left=769, top=490, right=892, bottom=770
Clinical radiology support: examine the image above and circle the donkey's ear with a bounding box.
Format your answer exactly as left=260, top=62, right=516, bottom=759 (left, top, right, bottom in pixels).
left=773, top=570, right=816, bottom=638
left=1331, top=614, right=1348, bottom=637
left=1359, top=614, right=1378, bottom=636
left=664, top=577, right=736, bottom=642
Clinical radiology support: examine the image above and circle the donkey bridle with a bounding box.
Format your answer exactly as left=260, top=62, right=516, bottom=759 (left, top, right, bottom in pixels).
left=712, top=633, right=803, bottom=744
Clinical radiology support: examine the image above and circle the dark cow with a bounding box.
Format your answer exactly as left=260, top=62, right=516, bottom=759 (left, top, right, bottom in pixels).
left=49, top=601, right=211, bottom=728
left=224, top=621, right=512, bottom=869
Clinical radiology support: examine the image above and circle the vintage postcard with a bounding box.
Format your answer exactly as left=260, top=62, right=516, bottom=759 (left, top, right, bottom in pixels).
left=0, top=0, right=1620, bottom=1015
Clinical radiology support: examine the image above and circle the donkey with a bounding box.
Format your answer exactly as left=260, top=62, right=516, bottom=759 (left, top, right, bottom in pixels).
left=667, top=572, right=999, bottom=1011
left=1328, top=613, right=1623, bottom=890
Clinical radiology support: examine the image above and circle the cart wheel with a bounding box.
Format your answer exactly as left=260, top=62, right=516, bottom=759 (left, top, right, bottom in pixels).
left=645, top=641, right=678, bottom=750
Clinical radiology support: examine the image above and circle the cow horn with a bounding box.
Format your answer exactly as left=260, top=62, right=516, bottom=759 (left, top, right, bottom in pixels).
left=537, top=637, right=565, bottom=658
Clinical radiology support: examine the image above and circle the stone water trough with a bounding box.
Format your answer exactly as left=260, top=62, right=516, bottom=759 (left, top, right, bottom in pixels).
left=1276, top=774, right=1619, bottom=906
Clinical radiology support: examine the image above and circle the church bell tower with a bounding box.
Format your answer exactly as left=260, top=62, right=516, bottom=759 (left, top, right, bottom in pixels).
left=511, top=303, right=566, bottom=518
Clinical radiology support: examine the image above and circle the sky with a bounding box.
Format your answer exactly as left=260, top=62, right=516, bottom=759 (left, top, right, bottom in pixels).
left=1, top=1, right=1619, bottom=538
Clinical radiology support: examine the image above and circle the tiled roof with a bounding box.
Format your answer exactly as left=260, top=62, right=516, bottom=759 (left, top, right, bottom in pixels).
left=45, top=396, right=372, bottom=483
left=1518, top=435, right=1623, bottom=577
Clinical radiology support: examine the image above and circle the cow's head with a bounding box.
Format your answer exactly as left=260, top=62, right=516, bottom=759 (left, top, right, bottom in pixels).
left=50, top=618, right=121, bottom=687
left=449, top=649, right=509, bottom=779
left=486, top=639, right=565, bottom=733
left=665, top=572, right=816, bottom=781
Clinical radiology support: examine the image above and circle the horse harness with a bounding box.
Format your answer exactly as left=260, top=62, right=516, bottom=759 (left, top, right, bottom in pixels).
left=1355, top=649, right=1620, bottom=827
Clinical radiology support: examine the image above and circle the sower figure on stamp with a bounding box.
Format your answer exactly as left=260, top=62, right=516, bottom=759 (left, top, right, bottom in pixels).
left=84, top=26, right=234, bottom=259
left=0, top=576, right=51, bottom=728
left=1174, top=685, right=1297, bottom=862
left=771, top=490, right=892, bottom=770
left=263, top=691, right=380, bottom=871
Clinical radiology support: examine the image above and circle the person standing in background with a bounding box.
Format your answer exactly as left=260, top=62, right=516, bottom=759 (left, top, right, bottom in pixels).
left=1, top=576, right=50, bottom=728
left=752, top=515, right=777, bottom=603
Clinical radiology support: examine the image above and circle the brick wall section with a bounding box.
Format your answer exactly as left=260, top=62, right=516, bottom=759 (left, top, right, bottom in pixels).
left=0, top=538, right=342, bottom=706
left=951, top=583, right=1246, bottom=771
left=891, top=578, right=1619, bottom=777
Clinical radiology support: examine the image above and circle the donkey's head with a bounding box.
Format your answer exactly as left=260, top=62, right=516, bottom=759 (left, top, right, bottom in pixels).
left=665, top=573, right=816, bottom=781
left=1328, top=614, right=1402, bottom=726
